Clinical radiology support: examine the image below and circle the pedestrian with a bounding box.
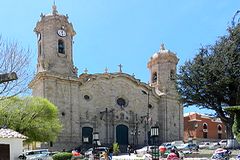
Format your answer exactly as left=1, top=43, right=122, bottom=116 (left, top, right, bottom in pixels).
left=108, top=146, right=113, bottom=160
left=167, top=148, right=179, bottom=160
left=127, top=145, right=131, bottom=156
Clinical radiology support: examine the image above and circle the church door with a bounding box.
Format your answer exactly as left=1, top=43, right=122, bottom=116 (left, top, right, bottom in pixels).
left=82, top=127, right=93, bottom=144
left=116, top=124, right=128, bottom=145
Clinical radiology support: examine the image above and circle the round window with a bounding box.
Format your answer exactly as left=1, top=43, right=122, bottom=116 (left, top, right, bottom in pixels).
left=84, top=95, right=90, bottom=100
left=117, top=98, right=126, bottom=107
left=148, top=104, right=153, bottom=109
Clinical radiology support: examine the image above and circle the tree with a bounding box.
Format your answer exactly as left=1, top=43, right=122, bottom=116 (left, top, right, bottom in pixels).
left=0, top=96, right=62, bottom=142
left=0, top=36, right=31, bottom=99
left=225, top=106, right=240, bottom=142
left=177, top=23, right=240, bottom=138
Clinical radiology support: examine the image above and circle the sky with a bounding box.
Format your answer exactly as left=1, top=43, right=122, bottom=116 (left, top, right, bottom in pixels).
left=0, top=0, right=239, bottom=114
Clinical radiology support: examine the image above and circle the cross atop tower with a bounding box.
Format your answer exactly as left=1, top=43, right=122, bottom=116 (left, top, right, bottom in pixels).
left=84, top=68, right=88, bottom=74
left=104, top=67, right=108, bottom=73
left=118, top=64, right=123, bottom=73
left=52, top=0, right=58, bottom=15
left=160, top=43, right=165, bottom=51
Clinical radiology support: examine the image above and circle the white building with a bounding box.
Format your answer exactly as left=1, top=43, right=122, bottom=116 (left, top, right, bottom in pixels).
left=0, top=128, right=27, bottom=160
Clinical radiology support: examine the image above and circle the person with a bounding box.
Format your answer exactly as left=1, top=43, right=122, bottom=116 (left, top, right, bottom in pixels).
left=108, top=146, right=113, bottom=160
left=172, top=146, right=180, bottom=158
left=72, top=149, right=81, bottom=156
left=167, top=148, right=179, bottom=160
left=127, top=145, right=131, bottom=156
left=100, top=151, right=108, bottom=160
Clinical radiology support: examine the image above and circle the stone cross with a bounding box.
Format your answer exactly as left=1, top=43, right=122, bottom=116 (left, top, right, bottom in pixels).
left=118, top=64, right=123, bottom=73
left=84, top=68, right=88, bottom=74
left=105, top=67, right=108, bottom=73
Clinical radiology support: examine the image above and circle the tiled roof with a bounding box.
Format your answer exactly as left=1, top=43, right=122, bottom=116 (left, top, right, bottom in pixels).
left=0, top=128, right=27, bottom=139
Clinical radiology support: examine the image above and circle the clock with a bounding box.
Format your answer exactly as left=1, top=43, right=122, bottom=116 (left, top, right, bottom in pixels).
left=57, top=29, right=67, bottom=37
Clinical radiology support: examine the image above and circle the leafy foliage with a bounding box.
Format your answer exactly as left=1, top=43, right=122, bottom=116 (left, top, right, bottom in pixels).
left=0, top=96, right=62, bottom=142
left=225, top=106, right=240, bottom=142
left=177, top=23, right=240, bottom=137
left=113, top=142, right=119, bottom=155
left=52, top=152, right=72, bottom=160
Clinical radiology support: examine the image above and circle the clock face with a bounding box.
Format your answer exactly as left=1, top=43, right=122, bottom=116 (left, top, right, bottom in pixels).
left=57, top=29, right=67, bottom=37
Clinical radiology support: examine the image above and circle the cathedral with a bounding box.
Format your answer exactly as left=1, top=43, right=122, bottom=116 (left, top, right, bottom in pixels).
left=29, top=5, right=183, bottom=151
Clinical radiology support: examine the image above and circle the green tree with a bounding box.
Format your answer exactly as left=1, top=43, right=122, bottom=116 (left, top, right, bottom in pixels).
left=0, top=96, right=62, bottom=142
left=177, top=23, right=240, bottom=138
left=225, top=106, right=240, bottom=142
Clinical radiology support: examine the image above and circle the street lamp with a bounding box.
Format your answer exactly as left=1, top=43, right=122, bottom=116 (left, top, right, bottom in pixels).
left=0, top=72, right=18, bottom=84
left=150, top=126, right=159, bottom=160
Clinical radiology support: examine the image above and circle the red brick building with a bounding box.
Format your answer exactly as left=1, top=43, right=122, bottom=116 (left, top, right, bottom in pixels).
left=184, top=112, right=227, bottom=142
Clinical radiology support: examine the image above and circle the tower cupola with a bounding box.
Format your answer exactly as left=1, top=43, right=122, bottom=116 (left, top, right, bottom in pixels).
left=147, top=44, right=179, bottom=92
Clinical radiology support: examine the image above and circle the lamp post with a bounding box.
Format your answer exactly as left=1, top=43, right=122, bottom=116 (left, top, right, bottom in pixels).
left=150, top=126, right=159, bottom=160
left=92, top=132, right=99, bottom=159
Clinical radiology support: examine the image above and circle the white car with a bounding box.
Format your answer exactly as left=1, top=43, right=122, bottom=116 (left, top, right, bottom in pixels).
left=219, top=139, right=227, bottom=147
left=198, top=142, right=210, bottom=149
left=18, top=149, right=53, bottom=160
left=84, top=147, right=108, bottom=157
left=135, top=146, right=158, bottom=155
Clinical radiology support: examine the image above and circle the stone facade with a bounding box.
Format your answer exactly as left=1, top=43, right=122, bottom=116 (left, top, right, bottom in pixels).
left=29, top=5, right=183, bottom=151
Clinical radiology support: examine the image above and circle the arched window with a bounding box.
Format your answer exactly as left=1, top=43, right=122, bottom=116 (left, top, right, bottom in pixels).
left=217, top=124, right=222, bottom=139
left=202, top=123, right=208, bottom=138
left=170, top=69, right=175, bottom=80
left=58, top=39, right=65, bottom=54
left=203, top=123, right=208, bottom=130
left=218, top=124, right=222, bottom=131
left=152, top=72, right=157, bottom=83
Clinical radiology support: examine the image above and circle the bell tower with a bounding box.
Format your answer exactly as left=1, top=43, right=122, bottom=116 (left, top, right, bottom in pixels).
left=147, top=44, right=179, bottom=94
left=34, top=4, right=77, bottom=77
left=147, top=44, right=183, bottom=142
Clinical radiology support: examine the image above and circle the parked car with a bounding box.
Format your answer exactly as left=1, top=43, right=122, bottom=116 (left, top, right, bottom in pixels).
left=198, top=142, right=211, bottom=149
left=176, top=143, right=199, bottom=151
left=160, top=142, right=173, bottom=149
left=226, top=139, right=240, bottom=149
left=84, top=147, right=108, bottom=157
left=18, top=149, right=54, bottom=160
left=135, top=146, right=158, bottom=155
left=219, top=139, right=227, bottom=147
left=208, top=142, right=221, bottom=150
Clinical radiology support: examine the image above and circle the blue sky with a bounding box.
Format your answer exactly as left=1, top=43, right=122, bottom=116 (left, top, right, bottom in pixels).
left=0, top=1, right=239, bottom=114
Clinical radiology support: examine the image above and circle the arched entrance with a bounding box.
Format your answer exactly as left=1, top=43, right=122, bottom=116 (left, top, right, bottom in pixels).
left=116, top=124, right=128, bottom=145
left=82, top=127, right=93, bottom=144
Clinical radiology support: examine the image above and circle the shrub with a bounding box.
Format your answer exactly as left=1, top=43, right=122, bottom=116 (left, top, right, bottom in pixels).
left=113, top=142, right=119, bottom=155
left=71, top=155, right=85, bottom=160
left=52, top=152, right=72, bottom=160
